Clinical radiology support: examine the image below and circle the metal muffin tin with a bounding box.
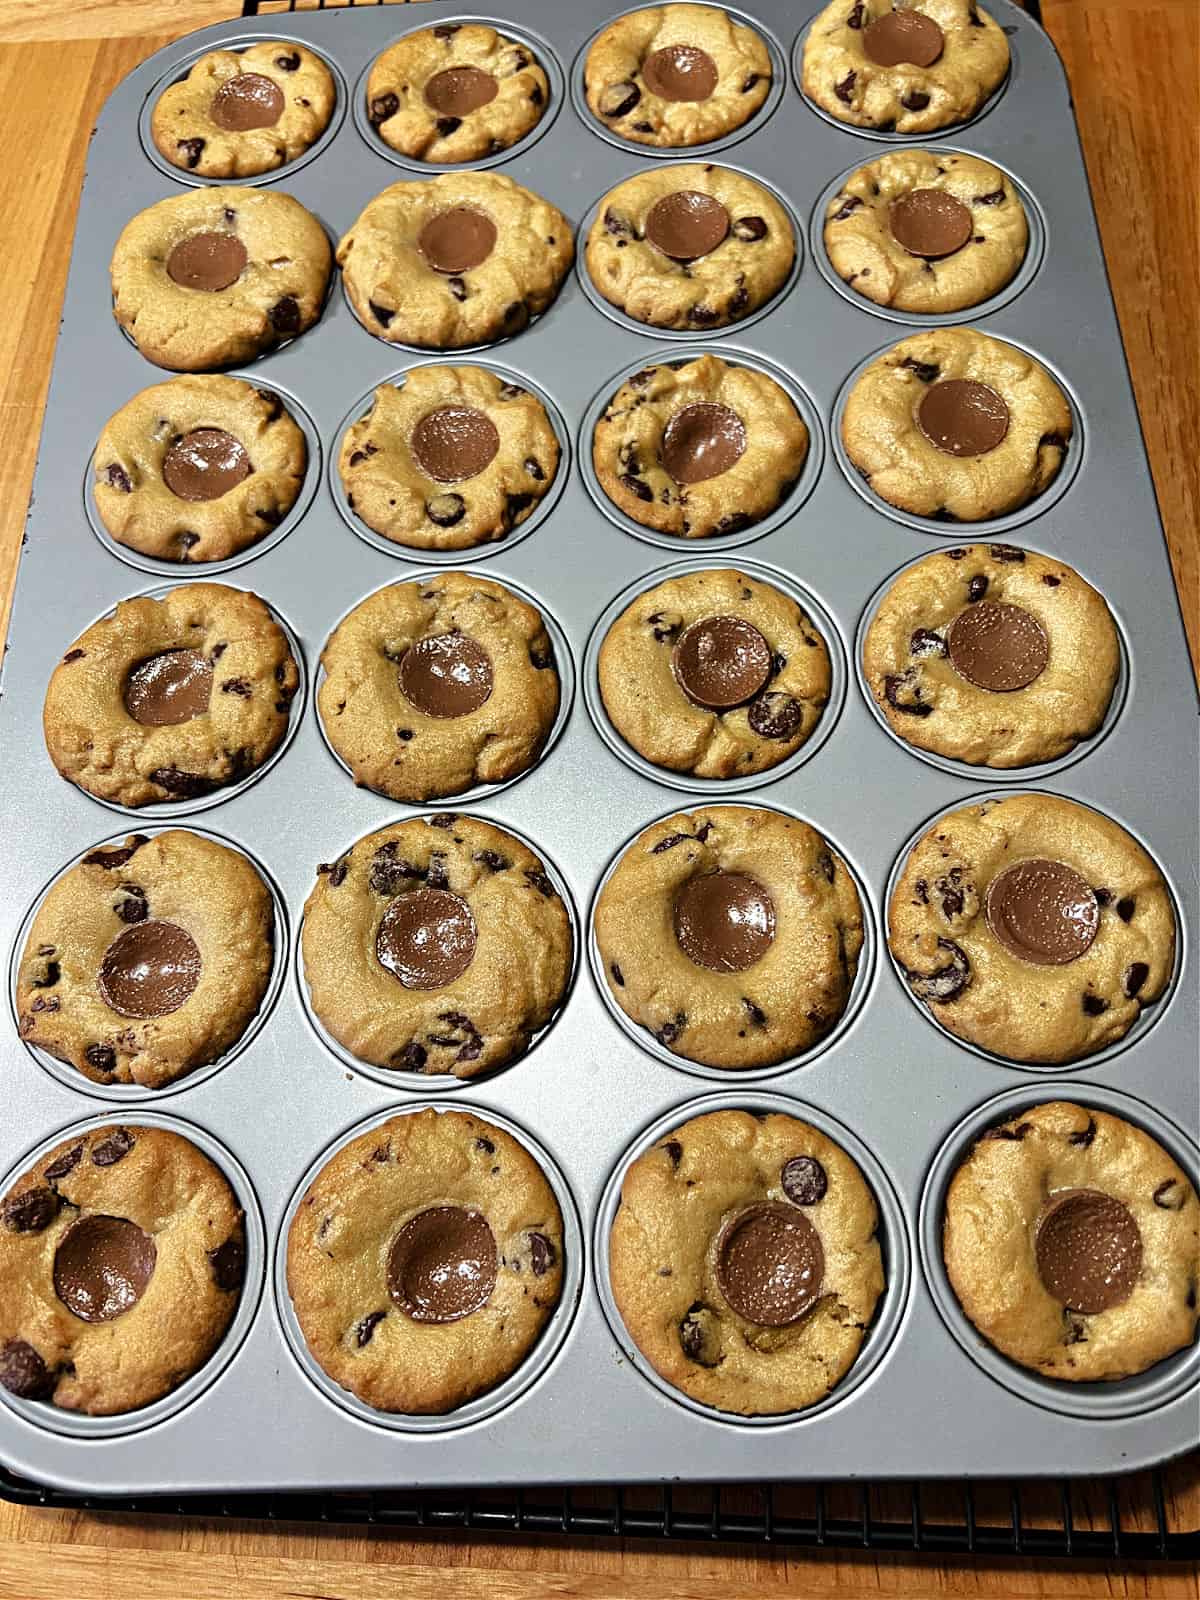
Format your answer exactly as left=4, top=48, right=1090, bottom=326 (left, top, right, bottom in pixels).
left=0, top=0, right=1195, bottom=1498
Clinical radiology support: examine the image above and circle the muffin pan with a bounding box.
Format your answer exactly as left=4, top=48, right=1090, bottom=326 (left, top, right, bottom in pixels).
left=0, top=0, right=1195, bottom=1498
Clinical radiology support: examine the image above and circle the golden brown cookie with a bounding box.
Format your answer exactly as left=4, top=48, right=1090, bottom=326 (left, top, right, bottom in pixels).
left=367, top=23, right=549, bottom=163
left=610, top=1109, right=884, bottom=1414
left=287, top=1108, right=563, bottom=1414
left=44, top=584, right=299, bottom=808
left=585, top=4, right=771, bottom=148
left=803, top=0, right=1010, bottom=134
left=318, top=572, right=559, bottom=803
left=944, top=1102, right=1199, bottom=1381
left=841, top=328, right=1072, bottom=521
left=337, top=172, right=573, bottom=348
left=16, top=830, right=274, bottom=1089
left=301, top=816, right=572, bottom=1079
left=0, top=1124, right=246, bottom=1416
left=888, top=794, right=1176, bottom=1064
left=599, top=568, right=831, bottom=778
left=151, top=43, right=336, bottom=177
left=111, top=188, right=331, bottom=371
left=586, top=164, right=793, bottom=330
left=93, top=377, right=307, bottom=564
left=593, top=355, right=807, bottom=538
left=824, top=150, right=1028, bottom=313
left=339, top=366, right=559, bottom=551
left=595, top=806, right=863, bottom=1068
left=862, top=544, right=1120, bottom=768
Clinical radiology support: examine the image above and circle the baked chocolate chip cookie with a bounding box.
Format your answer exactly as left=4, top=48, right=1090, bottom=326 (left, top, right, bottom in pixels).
left=367, top=23, right=549, bottom=163
left=593, top=355, right=807, bottom=538
left=841, top=328, right=1072, bottom=521
left=287, top=1108, right=563, bottom=1414
left=0, top=1125, right=245, bottom=1416
left=595, top=806, right=863, bottom=1069
left=16, top=830, right=274, bottom=1089
left=339, top=366, right=559, bottom=551
left=599, top=568, right=831, bottom=778
left=610, top=1109, right=883, bottom=1414
left=888, top=794, right=1176, bottom=1064
left=803, top=0, right=1010, bottom=134
left=824, top=150, right=1028, bottom=313
left=151, top=43, right=336, bottom=178
left=337, top=172, right=573, bottom=348
left=301, top=816, right=572, bottom=1078
left=318, top=572, right=559, bottom=803
left=863, top=544, right=1120, bottom=768
left=585, top=3, right=771, bottom=148
left=944, top=1102, right=1199, bottom=1381
left=111, top=188, right=331, bottom=371
left=93, top=377, right=307, bottom=564
left=587, top=165, right=793, bottom=330
left=43, top=584, right=298, bottom=808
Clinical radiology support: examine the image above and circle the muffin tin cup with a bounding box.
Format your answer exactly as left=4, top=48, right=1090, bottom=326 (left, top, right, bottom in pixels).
left=830, top=330, right=1086, bottom=537
left=587, top=798, right=879, bottom=1083
left=327, top=358, right=572, bottom=566
left=83, top=373, right=324, bottom=581
left=137, top=32, right=351, bottom=190
left=350, top=15, right=567, bottom=174
left=575, top=162, right=805, bottom=343
left=593, top=1087, right=912, bottom=1427
left=578, top=344, right=826, bottom=553
left=8, top=824, right=290, bottom=1105
left=583, top=555, right=849, bottom=794
left=919, top=1081, right=1200, bottom=1422
left=48, top=579, right=309, bottom=822
left=0, top=1108, right=266, bottom=1441
left=311, top=566, right=577, bottom=807
left=790, top=11, right=1014, bottom=146
left=272, top=1099, right=585, bottom=1434
left=853, top=541, right=1131, bottom=785
left=293, top=810, right=581, bottom=1095
left=807, top=146, right=1048, bottom=328
left=882, top=787, right=1187, bottom=1075
left=568, top=2, right=789, bottom=162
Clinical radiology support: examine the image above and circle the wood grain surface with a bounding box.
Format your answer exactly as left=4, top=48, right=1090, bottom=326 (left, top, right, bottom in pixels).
left=0, top=2, right=1196, bottom=1597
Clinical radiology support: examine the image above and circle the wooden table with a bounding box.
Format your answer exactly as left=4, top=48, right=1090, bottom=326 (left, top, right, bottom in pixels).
left=0, top=2, right=1195, bottom=1596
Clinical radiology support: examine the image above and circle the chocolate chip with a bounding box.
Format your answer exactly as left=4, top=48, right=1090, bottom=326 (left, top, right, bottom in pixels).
left=1123, top=962, right=1150, bottom=997
left=655, top=1012, right=686, bottom=1047
left=835, top=70, right=856, bottom=103
left=474, top=849, right=510, bottom=873
left=529, top=1233, right=556, bottom=1276
left=177, top=137, right=206, bottom=169
left=610, top=962, right=624, bottom=986
left=973, top=188, right=1005, bottom=208
left=436, top=116, right=462, bottom=138
left=910, top=628, right=947, bottom=659
left=0, top=1340, right=52, bottom=1399
left=396, top=728, right=414, bottom=743
left=847, top=0, right=866, bottom=21
left=524, top=456, right=545, bottom=481
left=84, top=1043, right=116, bottom=1076
left=967, top=575, right=989, bottom=602
left=990, top=544, right=1025, bottom=562
left=429, top=814, right=457, bottom=829
left=651, top=832, right=691, bottom=853
left=498, top=382, right=525, bottom=399
left=741, top=72, right=760, bottom=91
left=731, top=216, right=767, bottom=241
left=275, top=51, right=300, bottom=71
left=269, top=297, right=300, bottom=336
left=619, top=472, right=653, bottom=502
left=748, top=693, right=803, bottom=740
left=2, top=1187, right=59, bottom=1234
left=1043, top=575, right=1062, bottom=587
left=505, top=491, right=534, bottom=524
left=1082, top=993, right=1108, bottom=1016
left=447, top=277, right=468, bottom=302
left=901, top=356, right=940, bottom=383
left=62, top=650, right=86, bottom=666
left=1153, top=1179, right=1186, bottom=1211
left=148, top=766, right=212, bottom=798
left=742, top=997, right=767, bottom=1028
left=524, top=868, right=555, bottom=898
left=84, top=837, right=149, bottom=869
left=433, top=22, right=461, bottom=38
left=599, top=81, right=640, bottom=118
left=427, top=493, right=466, bottom=526
left=983, top=1120, right=1032, bottom=1141
left=688, top=304, right=720, bottom=325
left=115, top=884, right=148, bottom=924
left=44, top=1144, right=82, bottom=1182
left=1068, top=1117, right=1097, bottom=1147
left=781, top=1156, right=827, bottom=1206
left=1116, top=897, right=1136, bottom=922
left=679, top=1303, right=721, bottom=1366
left=32, top=960, right=60, bottom=988
left=884, top=669, right=932, bottom=716
left=355, top=1310, right=387, bottom=1346
left=907, top=938, right=970, bottom=1002
left=317, top=857, right=349, bottom=887
left=178, top=531, right=200, bottom=553
left=716, top=512, right=753, bottom=533
left=831, top=196, right=863, bottom=222
left=1094, top=887, right=1113, bottom=906
left=664, top=1140, right=682, bottom=1167
left=209, top=1236, right=245, bottom=1292
left=393, top=1041, right=428, bottom=1072
left=901, top=91, right=930, bottom=111
left=370, top=92, right=399, bottom=124
left=91, top=1128, right=134, bottom=1167
left=220, top=678, right=252, bottom=698
left=369, top=847, right=424, bottom=895
left=1064, top=1313, right=1088, bottom=1345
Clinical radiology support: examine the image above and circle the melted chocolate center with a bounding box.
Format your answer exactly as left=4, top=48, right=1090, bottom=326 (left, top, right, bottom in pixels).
left=644, top=191, right=730, bottom=262
left=410, top=406, right=500, bottom=482
left=387, top=1205, right=497, bottom=1323
left=985, top=858, right=1099, bottom=966
left=889, top=188, right=973, bottom=258
left=53, top=1215, right=157, bottom=1323
left=210, top=72, right=285, bottom=131
left=641, top=44, right=719, bottom=101
left=661, top=402, right=747, bottom=484
left=673, top=871, right=776, bottom=972
left=97, top=921, right=202, bottom=1018
left=398, top=633, right=494, bottom=718
left=424, top=66, right=499, bottom=116
left=123, top=649, right=213, bottom=725
left=1036, top=1188, right=1142, bottom=1314
left=672, top=615, right=771, bottom=709
left=375, top=887, right=478, bottom=989
left=917, top=379, right=1010, bottom=457
left=715, top=1201, right=824, bottom=1327
left=862, top=9, right=945, bottom=67
left=166, top=232, right=248, bottom=292
left=948, top=601, right=1049, bottom=692
left=162, top=428, right=251, bottom=501
left=418, top=207, right=497, bottom=273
